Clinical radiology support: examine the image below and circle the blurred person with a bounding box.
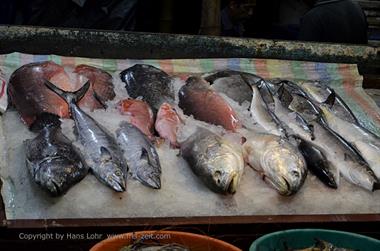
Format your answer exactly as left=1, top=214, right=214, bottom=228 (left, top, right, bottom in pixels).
left=298, top=0, right=368, bottom=44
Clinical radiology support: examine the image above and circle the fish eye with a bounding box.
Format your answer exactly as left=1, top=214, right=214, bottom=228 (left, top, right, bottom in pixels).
left=292, top=170, right=300, bottom=178
left=214, top=171, right=222, bottom=184
left=115, top=170, right=122, bottom=176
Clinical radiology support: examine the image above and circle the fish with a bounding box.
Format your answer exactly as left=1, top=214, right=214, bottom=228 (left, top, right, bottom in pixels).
left=155, top=102, right=182, bottom=148
left=269, top=84, right=337, bottom=188
left=178, top=76, right=241, bottom=131
left=298, top=81, right=359, bottom=124
left=74, top=64, right=116, bottom=110
left=120, top=64, right=175, bottom=111
left=243, top=132, right=307, bottom=195
left=43, top=80, right=127, bottom=192
left=203, top=70, right=258, bottom=104
left=317, top=93, right=380, bottom=180
left=180, top=128, right=244, bottom=194
left=118, top=99, right=155, bottom=139
left=250, top=83, right=286, bottom=136
left=274, top=83, right=379, bottom=191
left=116, top=122, right=161, bottom=189
left=8, top=61, right=72, bottom=126
left=24, top=113, right=88, bottom=196
left=8, top=62, right=116, bottom=127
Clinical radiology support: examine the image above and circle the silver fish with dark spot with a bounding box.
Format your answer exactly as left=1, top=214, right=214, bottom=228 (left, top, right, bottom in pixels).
left=44, top=80, right=127, bottom=192
left=25, top=113, right=88, bottom=196
left=116, top=122, right=161, bottom=189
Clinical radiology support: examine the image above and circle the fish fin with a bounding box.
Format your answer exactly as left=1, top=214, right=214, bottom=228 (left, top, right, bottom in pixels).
left=44, top=79, right=90, bottom=105
left=140, top=147, right=150, bottom=163
left=295, top=112, right=315, bottom=140
left=93, top=91, right=107, bottom=109
left=323, top=91, right=336, bottom=107
left=100, top=146, right=112, bottom=161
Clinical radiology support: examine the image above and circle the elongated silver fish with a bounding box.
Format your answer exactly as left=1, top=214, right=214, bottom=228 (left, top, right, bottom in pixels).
left=44, top=80, right=127, bottom=192
left=250, top=84, right=285, bottom=136
left=180, top=128, right=244, bottom=194
left=116, top=122, right=161, bottom=189
left=275, top=83, right=379, bottom=191
left=298, top=81, right=359, bottom=124
left=243, top=132, right=307, bottom=195
left=318, top=96, right=380, bottom=180
left=25, top=113, right=88, bottom=196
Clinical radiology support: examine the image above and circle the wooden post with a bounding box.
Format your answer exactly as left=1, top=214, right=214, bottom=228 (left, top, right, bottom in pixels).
left=199, top=0, right=221, bottom=35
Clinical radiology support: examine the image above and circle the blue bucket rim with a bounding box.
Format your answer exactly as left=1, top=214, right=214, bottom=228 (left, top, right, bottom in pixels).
left=250, top=228, right=380, bottom=250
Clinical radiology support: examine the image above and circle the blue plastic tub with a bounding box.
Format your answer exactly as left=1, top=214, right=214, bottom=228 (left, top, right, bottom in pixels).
left=250, top=229, right=380, bottom=251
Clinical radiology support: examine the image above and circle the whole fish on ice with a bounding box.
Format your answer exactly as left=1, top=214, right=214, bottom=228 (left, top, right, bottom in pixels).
left=178, top=76, right=241, bottom=131
left=120, top=64, right=175, bottom=111
left=180, top=128, right=244, bottom=194
left=25, top=113, right=88, bottom=196
left=274, top=82, right=379, bottom=191
left=243, top=132, right=307, bottom=195
left=116, top=122, right=161, bottom=189
left=44, top=80, right=127, bottom=192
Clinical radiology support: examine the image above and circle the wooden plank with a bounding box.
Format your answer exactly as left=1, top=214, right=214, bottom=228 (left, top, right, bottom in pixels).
left=364, top=9, right=380, bottom=17
left=367, top=17, right=380, bottom=26
left=3, top=214, right=380, bottom=228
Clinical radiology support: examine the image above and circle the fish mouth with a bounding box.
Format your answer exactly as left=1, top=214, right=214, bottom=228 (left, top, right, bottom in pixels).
left=226, top=174, right=238, bottom=194
left=140, top=175, right=161, bottom=189
left=108, top=176, right=126, bottom=192
left=264, top=175, right=293, bottom=196
left=48, top=180, right=62, bottom=196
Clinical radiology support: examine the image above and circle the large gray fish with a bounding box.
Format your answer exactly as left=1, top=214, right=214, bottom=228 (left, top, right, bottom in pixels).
left=120, top=64, right=175, bottom=111
left=116, top=122, right=161, bottom=189
left=44, top=80, right=127, bottom=192
left=25, top=113, right=88, bottom=196
left=275, top=83, right=379, bottom=191
left=243, top=132, right=307, bottom=195
left=203, top=70, right=262, bottom=104
left=180, top=128, right=244, bottom=194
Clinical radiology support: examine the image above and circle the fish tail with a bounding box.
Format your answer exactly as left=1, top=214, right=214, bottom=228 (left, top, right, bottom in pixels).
left=44, top=79, right=90, bottom=105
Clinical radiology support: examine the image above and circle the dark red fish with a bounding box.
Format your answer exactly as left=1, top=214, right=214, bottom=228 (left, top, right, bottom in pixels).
left=8, top=62, right=116, bottom=127
left=118, top=99, right=155, bottom=139
left=74, top=65, right=115, bottom=110
left=8, top=61, right=72, bottom=126
left=178, top=76, right=241, bottom=131
left=155, top=102, right=182, bottom=148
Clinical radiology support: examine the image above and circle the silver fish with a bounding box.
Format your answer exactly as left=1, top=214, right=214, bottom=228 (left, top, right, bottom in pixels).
left=243, top=132, right=307, bottom=195
left=25, top=113, right=88, bottom=196
left=116, top=122, right=161, bottom=189
left=180, top=128, right=244, bottom=194
left=44, top=80, right=127, bottom=192
left=275, top=84, right=379, bottom=191
left=318, top=97, right=380, bottom=180
left=298, top=81, right=358, bottom=124
left=250, top=84, right=285, bottom=136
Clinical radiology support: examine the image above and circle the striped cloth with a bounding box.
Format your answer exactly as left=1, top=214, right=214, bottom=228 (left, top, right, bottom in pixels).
left=1, top=52, right=379, bottom=135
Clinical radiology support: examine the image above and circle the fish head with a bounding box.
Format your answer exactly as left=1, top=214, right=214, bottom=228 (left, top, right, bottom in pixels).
left=100, top=161, right=126, bottom=192
left=206, top=143, right=244, bottom=194
left=261, top=141, right=307, bottom=196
